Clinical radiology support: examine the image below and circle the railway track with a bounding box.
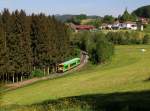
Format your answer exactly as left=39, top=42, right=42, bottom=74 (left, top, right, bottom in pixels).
left=5, top=51, right=88, bottom=90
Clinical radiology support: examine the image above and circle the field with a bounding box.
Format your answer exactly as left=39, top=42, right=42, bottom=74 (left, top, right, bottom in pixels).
left=144, top=24, right=150, bottom=34
left=1, top=45, right=150, bottom=110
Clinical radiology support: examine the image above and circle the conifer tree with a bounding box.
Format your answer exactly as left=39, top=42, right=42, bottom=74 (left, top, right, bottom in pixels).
left=17, top=10, right=32, bottom=80
left=0, top=9, right=72, bottom=82
left=0, top=9, right=11, bottom=82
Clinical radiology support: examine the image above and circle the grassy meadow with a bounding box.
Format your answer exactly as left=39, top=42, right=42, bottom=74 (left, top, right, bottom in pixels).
left=144, top=24, right=150, bottom=34
left=1, top=45, right=150, bottom=111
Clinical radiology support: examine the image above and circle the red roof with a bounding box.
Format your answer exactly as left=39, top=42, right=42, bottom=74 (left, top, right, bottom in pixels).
left=75, top=25, right=95, bottom=30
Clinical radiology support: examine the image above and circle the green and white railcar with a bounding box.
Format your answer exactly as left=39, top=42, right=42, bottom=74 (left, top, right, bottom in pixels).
left=57, top=58, right=80, bottom=73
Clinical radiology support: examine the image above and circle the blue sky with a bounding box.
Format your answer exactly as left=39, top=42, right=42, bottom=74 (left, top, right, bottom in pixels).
left=0, top=0, right=150, bottom=16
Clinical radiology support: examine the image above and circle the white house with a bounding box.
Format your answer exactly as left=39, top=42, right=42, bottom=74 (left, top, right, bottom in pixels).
left=100, top=21, right=138, bottom=30
left=111, top=21, right=137, bottom=30
left=111, top=21, right=120, bottom=30
left=119, top=23, right=127, bottom=29
left=122, top=21, right=137, bottom=30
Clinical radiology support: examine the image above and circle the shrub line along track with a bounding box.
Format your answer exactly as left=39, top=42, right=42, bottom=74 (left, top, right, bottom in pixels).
left=5, top=51, right=88, bottom=90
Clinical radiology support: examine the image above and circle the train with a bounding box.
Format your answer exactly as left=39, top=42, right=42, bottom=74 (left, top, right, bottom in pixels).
left=57, top=58, right=80, bottom=73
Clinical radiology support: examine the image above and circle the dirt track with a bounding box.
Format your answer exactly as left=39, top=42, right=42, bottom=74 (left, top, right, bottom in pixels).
left=5, top=52, right=88, bottom=90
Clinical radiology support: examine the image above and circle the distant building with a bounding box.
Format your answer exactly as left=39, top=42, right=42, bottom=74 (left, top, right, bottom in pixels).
left=103, top=21, right=138, bottom=30
left=139, top=17, right=149, bottom=25
left=111, top=21, right=120, bottom=30
left=75, top=25, right=95, bottom=31
left=66, top=23, right=76, bottom=31
left=100, top=23, right=112, bottom=30
left=123, top=21, right=138, bottom=30
left=68, top=23, right=96, bottom=32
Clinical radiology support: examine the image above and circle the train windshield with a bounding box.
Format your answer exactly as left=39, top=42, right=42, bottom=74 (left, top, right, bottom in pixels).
left=59, top=64, right=63, bottom=68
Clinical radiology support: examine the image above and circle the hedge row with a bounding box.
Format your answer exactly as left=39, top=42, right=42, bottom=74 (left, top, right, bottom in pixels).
left=106, top=31, right=150, bottom=45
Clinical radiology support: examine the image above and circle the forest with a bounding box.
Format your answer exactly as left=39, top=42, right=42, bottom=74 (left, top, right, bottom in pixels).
left=0, top=9, right=74, bottom=83
left=133, top=5, right=150, bottom=18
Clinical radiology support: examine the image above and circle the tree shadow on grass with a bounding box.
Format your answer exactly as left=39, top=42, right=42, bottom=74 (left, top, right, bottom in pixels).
left=39, top=90, right=150, bottom=111
left=1, top=90, right=150, bottom=111
left=143, top=77, right=150, bottom=82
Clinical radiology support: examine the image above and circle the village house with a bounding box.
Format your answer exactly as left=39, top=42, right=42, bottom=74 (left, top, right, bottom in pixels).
left=68, top=23, right=96, bottom=32
left=139, top=17, right=149, bottom=25
left=112, top=21, right=138, bottom=30
left=122, top=21, right=138, bottom=30
left=101, top=21, right=138, bottom=30
left=111, top=21, right=120, bottom=30
left=75, top=25, right=95, bottom=31
left=100, top=23, right=112, bottom=30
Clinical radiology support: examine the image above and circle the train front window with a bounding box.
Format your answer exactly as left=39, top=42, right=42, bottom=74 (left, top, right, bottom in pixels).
left=59, top=65, right=63, bottom=69
left=59, top=65, right=63, bottom=67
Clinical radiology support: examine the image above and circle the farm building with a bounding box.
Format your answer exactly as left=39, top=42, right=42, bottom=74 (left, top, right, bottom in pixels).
left=138, top=17, right=149, bottom=25
left=75, top=25, right=95, bottom=31
left=123, top=21, right=137, bottom=30
left=101, top=21, right=138, bottom=30
left=100, top=23, right=112, bottom=30
left=68, top=23, right=96, bottom=32
left=111, top=21, right=120, bottom=30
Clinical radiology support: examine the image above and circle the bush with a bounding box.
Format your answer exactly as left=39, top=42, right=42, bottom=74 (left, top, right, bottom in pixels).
left=106, top=31, right=145, bottom=45
left=87, top=33, right=114, bottom=64
left=143, top=34, right=150, bottom=44
left=72, top=31, right=90, bottom=51
left=72, top=32, right=114, bottom=64
left=31, top=69, right=44, bottom=77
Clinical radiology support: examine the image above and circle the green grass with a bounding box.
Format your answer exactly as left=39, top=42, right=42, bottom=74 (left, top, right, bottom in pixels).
left=1, top=45, right=150, bottom=107
left=144, top=24, right=150, bottom=34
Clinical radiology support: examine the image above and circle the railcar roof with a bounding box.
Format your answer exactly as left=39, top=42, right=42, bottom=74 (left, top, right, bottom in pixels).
left=61, top=58, right=80, bottom=65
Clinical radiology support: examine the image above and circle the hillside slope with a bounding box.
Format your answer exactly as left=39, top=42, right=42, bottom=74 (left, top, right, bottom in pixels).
left=132, top=5, right=150, bottom=18
left=2, top=45, right=150, bottom=106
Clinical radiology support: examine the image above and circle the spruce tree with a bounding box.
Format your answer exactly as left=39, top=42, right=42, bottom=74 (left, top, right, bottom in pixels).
left=0, top=9, right=72, bottom=82
left=17, top=10, right=32, bottom=79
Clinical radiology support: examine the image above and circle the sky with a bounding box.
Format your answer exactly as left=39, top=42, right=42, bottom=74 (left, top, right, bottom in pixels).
left=0, top=0, right=150, bottom=17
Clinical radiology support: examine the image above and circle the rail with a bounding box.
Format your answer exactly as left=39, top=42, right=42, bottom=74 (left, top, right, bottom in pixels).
left=5, top=51, right=89, bottom=90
